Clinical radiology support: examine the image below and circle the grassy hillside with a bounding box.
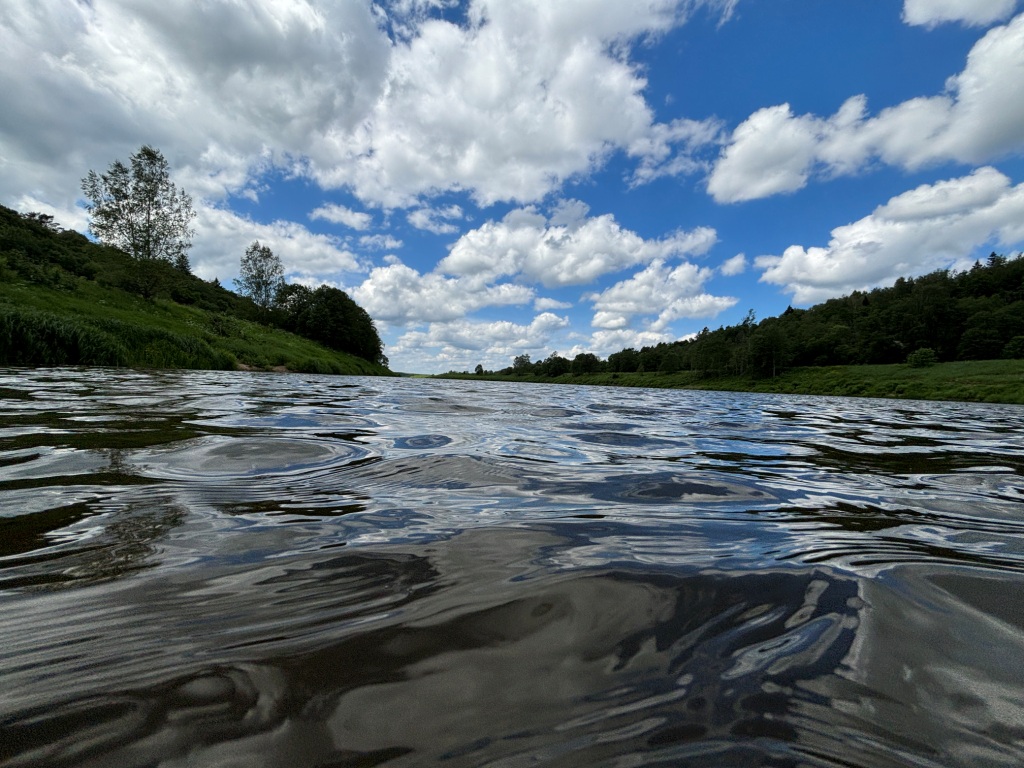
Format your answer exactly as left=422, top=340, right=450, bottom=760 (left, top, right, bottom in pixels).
left=441, top=359, right=1024, bottom=405
left=0, top=207, right=390, bottom=375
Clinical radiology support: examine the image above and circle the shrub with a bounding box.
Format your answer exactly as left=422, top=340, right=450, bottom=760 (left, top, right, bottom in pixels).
left=907, top=348, right=939, bottom=367
left=1003, top=336, right=1024, bottom=359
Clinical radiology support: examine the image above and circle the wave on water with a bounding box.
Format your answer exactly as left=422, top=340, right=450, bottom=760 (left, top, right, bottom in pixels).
left=1, top=368, right=1023, bottom=767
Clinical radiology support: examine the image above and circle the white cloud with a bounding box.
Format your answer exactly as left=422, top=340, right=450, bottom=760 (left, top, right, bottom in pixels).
left=720, top=253, right=747, bottom=275
left=0, top=0, right=729, bottom=264
left=755, top=167, right=1024, bottom=303
left=388, top=312, right=569, bottom=372
left=321, top=2, right=667, bottom=207
left=194, top=205, right=361, bottom=284
left=709, top=13, right=1024, bottom=202
left=534, top=297, right=574, bottom=311
left=903, top=0, right=1018, bottom=27
left=0, top=0, right=390, bottom=212
left=351, top=261, right=534, bottom=325
left=407, top=205, right=464, bottom=234
left=359, top=234, right=404, bottom=250
left=590, top=260, right=737, bottom=331
left=441, top=207, right=717, bottom=287
left=310, top=203, right=373, bottom=230
left=580, top=328, right=675, bottom=357
left=10, top=195, right=89, bottom=234
left=629, top=117, right=723, bottom=186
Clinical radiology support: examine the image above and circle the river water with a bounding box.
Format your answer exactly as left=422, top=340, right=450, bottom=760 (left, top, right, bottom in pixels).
left=1, top=368, right=1023, bottom=767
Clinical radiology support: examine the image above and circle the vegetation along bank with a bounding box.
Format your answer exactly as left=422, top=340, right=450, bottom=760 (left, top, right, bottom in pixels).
left=0, top=146, right=390, bottom=376
left=443, top=253, right=1024, bottom=404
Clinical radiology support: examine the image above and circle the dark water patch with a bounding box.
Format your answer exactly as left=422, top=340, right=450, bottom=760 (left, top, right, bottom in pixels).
left=571, top=430, right=679, bottom=449
left=526, top=406, right=584, bottom=418
left=0, top=499, right=186, bottom=591
left=534, top=470, right=773, bottom=507
left=0, top=527, right=866, bottom=767
left=0, top=502, right=97, bottom=557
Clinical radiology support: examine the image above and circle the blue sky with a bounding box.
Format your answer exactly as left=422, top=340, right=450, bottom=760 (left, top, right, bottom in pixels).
left=3, top=0, right=1024, bottom=372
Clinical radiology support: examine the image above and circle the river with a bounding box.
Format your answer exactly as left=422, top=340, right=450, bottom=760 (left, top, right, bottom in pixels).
left=1, top=368, right=1023, bottom=767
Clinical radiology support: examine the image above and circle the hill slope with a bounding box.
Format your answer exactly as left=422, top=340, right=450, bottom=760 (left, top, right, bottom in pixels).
left=0, top=206, right=390, bottom=376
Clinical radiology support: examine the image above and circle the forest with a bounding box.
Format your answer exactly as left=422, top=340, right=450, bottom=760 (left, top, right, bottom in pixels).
left=495, top=253, right=1024, bottom=379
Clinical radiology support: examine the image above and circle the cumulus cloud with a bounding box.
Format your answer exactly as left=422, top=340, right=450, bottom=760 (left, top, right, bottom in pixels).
left=350, top=261, right=534, bottom=325
left=755, top=167, right=1024, bottom=303
left=903, top=0, right=1019, bottom=27
left=359, top=234, right=404, bottom=250
left=589, top=260, right=737, bottom=331
left=407, top=205, right=465, bottom=234
left=441, top=207, right=717, bottom=287
left=388, top=312, right=570, bottom=372
left=584, top=328, right=676, bottom=356
left=720, top=253, right=747, bottom=275
left=0, top=0, right=390, bottom=210
left=310, top=203, right=373, bottom=230
left=194, top=206, right=362, bottom=284
left=0, top=0, right=734, bottom=227
left=709, top=13, right=1024, bottom=202
left=706, top=105, right=820, bottom=202
left=629, top=117, right=723, bottom=185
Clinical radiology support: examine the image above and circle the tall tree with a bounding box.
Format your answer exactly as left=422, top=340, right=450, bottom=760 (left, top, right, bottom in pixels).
left=238, top=240, right=284, bottom=313
left=81, top=145, right=196, bottom=269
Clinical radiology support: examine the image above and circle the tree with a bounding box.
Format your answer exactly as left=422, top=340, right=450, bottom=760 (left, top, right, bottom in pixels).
left=475, top=364, right=485, bottom=375
left=81, top=145, right=195, bottom=269
left=540, top=353, right=571, bottom=377
left=512, top=353, right=533, bottom=374
left=277, top=283, right=386, bottom=365
left=238, top=240, right=284, bottom=313
left=571, top=352, right=601, bottom=375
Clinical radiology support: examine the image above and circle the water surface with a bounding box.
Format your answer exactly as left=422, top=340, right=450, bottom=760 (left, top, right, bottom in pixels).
left=2, top=368, right=1024, bottom=767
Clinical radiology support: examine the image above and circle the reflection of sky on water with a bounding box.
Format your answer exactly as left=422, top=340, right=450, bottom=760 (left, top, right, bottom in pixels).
left=1, top=368, right=1024, bottom=766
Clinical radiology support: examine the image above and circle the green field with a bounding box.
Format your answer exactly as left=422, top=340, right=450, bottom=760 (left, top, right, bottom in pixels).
left=0, top=279, right=390, bottom=376
left=440, top=359, right=1024, bottom=405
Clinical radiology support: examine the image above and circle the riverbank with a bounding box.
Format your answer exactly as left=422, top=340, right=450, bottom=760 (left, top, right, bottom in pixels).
left=439, top=359, right=1024, bottom=404
left=0, top=280, right=390, bottom=376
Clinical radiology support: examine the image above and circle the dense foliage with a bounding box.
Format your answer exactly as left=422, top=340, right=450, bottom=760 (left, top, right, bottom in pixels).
left=0, top=204, right=387, bottom=370
left=275, top=283, right=386, bottom=366
left=493, top=254, right=1024, bottom=379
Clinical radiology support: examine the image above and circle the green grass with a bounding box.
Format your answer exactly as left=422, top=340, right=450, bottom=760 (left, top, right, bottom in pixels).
left=441, top=360, right=1024, bottom=405
left=0, top=279, right=390, bottom=376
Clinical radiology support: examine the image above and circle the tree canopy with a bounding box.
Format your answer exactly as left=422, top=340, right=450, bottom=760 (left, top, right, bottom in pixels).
left=81, top=145, right=195, bottom=271
left=277, top=283, right=387, bottom=366
left=238, top=240, right=284, bottom=313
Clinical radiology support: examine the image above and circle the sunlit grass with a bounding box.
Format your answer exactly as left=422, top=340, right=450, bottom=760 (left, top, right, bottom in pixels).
left=0, top=280, right=388, bottom=376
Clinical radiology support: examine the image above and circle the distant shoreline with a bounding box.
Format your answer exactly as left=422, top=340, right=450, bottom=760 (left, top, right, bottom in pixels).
left=436, top=359, right=1024, bottom=405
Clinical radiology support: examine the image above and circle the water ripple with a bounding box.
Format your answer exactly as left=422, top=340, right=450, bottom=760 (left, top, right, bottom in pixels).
left=1, top=369, right=1024, bottom=767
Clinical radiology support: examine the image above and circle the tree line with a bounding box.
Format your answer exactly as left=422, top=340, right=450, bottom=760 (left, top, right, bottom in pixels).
left=1, top=145, right=386, bottom=367
left=489, top=253, right=1024, bottom=379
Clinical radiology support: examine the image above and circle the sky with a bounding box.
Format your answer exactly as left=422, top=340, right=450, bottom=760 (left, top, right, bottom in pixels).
left=3, top=0, right=1024, bottom=373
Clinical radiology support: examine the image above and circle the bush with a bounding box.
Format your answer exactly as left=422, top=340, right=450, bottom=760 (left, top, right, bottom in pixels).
left=907, top=348, right=939, bottom=367
left=1003, top=336, right=1024, bottom=359
left=0, top=306, right=129, bottom=366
